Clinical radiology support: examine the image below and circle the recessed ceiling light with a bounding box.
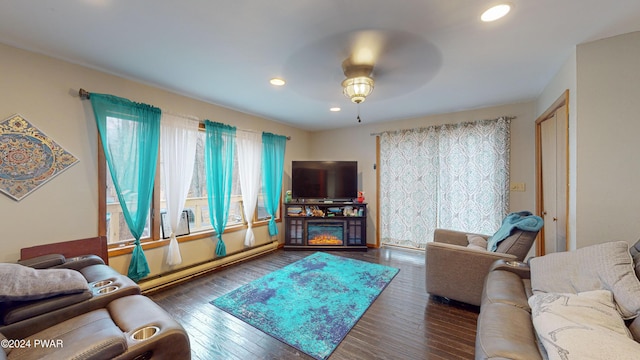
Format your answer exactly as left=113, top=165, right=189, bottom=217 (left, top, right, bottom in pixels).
left=330, top=107, right=341, bottom=112
left=270, top=78, right=285, bottom=86
left=481, top=4, right=511, bottom=22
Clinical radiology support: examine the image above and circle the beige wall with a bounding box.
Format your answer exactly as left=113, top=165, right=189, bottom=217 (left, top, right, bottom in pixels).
left=574, top=31, right=640, bottom=248
left=536, top=31, right=640, bottom=250
left=4, top=30, right=638, bottom=272
left=0, top=43, right=311, bottom=274
left=308, top=101, right=538, bottom=245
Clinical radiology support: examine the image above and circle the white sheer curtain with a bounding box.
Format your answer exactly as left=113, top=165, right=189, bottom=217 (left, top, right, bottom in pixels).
left=236, top=130, right=262, bottom=247
left=160, top=113, right=199, bottom=265
left=379, top=117, right=510, bottom=249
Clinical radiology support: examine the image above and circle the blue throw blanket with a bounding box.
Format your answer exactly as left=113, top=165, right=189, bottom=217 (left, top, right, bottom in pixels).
left=487, top=211, right=544, bottom=252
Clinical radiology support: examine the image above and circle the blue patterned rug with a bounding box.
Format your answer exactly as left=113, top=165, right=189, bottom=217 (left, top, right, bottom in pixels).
left=211, top=252, right=399, bottom=359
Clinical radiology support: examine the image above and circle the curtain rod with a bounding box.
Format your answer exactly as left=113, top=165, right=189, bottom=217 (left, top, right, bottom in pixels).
left=79, top=88, right=291, bottom=140
left=369, top=115, right=517, bottom=136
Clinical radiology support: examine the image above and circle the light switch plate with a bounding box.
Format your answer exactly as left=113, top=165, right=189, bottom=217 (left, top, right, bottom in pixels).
left=510, top=182, right=526, bottom=192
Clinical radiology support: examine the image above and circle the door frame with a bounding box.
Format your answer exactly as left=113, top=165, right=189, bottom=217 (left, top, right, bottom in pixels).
left=535, top=90, right=570, bottom=256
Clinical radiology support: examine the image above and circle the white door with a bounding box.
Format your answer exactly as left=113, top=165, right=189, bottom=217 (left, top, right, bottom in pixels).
left=537, top=92, right=569, bottom=255
left=540, top=114, right=559, bottom=253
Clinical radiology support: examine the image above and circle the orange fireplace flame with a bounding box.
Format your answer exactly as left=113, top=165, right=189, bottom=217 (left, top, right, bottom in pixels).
left=308, top=233, right=343, bottom=245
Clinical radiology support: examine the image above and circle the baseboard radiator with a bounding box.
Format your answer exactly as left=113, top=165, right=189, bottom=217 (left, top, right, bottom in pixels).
left=139, top=240, right=279, bottom=294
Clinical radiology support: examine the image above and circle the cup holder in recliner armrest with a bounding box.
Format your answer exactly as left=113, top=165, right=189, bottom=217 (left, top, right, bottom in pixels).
left=84, top=273, right=141, bottom=301
left=95, top=285, right=119, bottom=295
left=131, top=326, right=160, bottom=341
left=91, top=280, right=114, bottom=288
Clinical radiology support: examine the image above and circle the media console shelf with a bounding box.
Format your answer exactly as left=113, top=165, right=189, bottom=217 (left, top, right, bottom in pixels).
left=283, top=202, right=367, bottom=251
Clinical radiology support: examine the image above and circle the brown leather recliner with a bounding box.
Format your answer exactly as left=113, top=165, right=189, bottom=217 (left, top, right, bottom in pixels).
left=0, top=295, right=191, bottom=360
left=1, top=255, right=190, bottom=359
left=1, top=255, right=141, bottom=340
left=425, top=228, right=538, bottom=306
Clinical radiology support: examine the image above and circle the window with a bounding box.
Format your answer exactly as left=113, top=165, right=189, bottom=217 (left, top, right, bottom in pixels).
left=101, top=122, right=280, bottom=247
left=160, top=131, right=212, bottom=235
left=256, top=187, right=273, bottom=222
left=100, top=113, right=157, bottom=245
left=228, top=139, right=245, bottom=226
left=378, top=117, right=510, bottom=249
left=105, top=172, right=151, bottom=243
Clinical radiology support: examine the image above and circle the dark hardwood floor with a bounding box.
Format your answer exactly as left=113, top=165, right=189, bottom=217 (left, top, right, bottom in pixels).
left=148, top=247, right=479, bottom=360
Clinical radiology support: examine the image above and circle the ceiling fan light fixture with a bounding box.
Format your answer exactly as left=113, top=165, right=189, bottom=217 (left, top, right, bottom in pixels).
left=481, top=4, right=511, bottom=22
left=342, top=76, right=374, bottom=104
left=269, top=78, right=286, bottom=86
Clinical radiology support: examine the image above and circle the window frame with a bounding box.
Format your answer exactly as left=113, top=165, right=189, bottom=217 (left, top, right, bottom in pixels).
left=99, top=123, right=281, bottom=256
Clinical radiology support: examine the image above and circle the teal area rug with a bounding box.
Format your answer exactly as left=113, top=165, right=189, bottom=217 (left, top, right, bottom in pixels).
left=211, top=252, right=399, bottom=359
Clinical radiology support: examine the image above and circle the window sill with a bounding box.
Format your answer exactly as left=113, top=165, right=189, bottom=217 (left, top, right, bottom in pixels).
left=108, top=219, right=280, bottom=257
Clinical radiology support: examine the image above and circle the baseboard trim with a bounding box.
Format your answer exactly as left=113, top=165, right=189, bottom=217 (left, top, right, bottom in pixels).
left=139, top=240, right=279, bottom=294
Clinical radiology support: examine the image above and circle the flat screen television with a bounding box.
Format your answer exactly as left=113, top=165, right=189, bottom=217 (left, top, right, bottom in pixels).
left=291, top=161, right=358, bottom=200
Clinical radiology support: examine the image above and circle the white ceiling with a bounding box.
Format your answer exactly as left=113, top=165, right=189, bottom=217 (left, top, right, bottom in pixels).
left=1, top=1, right=639, bottom=131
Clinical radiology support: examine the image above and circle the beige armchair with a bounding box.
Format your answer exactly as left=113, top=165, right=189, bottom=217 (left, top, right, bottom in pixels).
left=425, top=228, right=538, bottom=306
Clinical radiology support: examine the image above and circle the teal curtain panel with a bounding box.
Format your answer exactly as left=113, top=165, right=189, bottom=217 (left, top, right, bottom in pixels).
left=90, top=93, right=161, bottom=281
left=204, top=120, right=237, bottom=257
left=261, top=132, right=287, bottom=236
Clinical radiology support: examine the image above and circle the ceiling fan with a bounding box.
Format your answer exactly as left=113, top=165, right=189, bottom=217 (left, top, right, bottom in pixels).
left=340, top=31, right=385, bottom=106
left=282, top=29, right=440, bottom=120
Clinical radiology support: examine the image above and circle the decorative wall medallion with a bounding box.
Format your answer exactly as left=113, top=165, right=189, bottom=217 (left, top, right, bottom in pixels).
left=0, top=114, right=79, bottom=201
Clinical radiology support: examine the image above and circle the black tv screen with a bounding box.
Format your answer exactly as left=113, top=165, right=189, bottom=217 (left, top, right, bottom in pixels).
left=292, top=161, right=357, bottom=200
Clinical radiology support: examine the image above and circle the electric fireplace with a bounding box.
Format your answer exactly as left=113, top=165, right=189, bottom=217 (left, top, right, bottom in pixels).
left=283, top=202, right=367, bottom=251
left=306, top=220, right=346, bottom=246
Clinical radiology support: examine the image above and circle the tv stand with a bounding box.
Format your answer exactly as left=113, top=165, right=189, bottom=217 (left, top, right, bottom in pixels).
left=283, top=202, right=367, bottom=251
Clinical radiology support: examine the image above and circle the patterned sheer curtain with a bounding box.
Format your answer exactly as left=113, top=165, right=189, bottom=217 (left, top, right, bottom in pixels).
left=437, top=119, right=510, bottom=233
left=236, top=130, right=262, bottom=247
left=90, top=93, right=160, bottom=281
left=160, top=113, right=199, bottom=265
left=204, top=121, right=237, bottom=257
left=379, top=117, right=510, bottom=249
left=379, top=128, right=439, bottom=249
